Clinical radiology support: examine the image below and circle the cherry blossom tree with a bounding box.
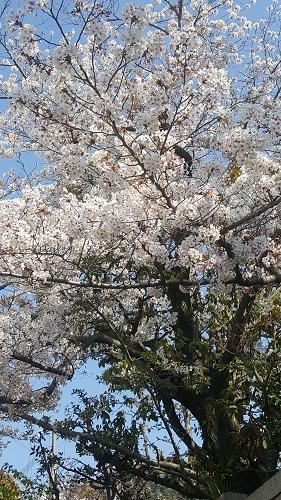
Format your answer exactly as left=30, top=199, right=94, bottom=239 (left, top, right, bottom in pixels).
left=0, top=0, right=280, bottom=497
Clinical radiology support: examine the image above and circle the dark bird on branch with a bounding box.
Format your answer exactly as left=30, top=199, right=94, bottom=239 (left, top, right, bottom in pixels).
left=173, top=145, right=193, bottom=177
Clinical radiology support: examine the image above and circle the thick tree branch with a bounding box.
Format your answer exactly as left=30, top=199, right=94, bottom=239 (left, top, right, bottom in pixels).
left=12, top=352, right=73, bottom=379
left=221, top=195, right=281, bottom=235
left=2, top=408, right=198, bottom=484
left=161, top=396, right=204, bottom=459
left=224, top=292, right=256, bottom=362
left=0, top=270, right=280, bottom=291
left=125, top=463, right=207, bottom=498
left=210, top=293, right=256, bottom=397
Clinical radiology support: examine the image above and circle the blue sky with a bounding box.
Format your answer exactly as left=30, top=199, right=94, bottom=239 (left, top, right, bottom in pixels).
left=0, top=0, right=275, bottom=485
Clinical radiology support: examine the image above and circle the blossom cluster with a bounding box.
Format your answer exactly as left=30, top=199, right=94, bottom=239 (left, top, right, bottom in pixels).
left=0, top=0, right=279, bottom=412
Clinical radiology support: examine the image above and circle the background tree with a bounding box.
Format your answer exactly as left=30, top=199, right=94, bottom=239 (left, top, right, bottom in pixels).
left=0, top=0, right=280, bottom=497
left=0, top=470, right=20, bottom=500
left=0, top=463, right=46, bottom=499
